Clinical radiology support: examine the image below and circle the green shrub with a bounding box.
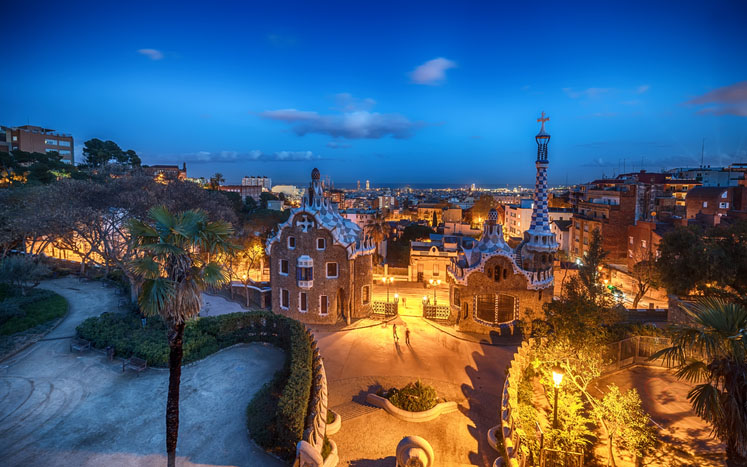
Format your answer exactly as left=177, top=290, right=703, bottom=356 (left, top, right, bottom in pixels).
left=76, top=309, right=316, bottom=462
left=0, top=288, right=68, bottom=335
left=386, top=380, right=439, bottom=412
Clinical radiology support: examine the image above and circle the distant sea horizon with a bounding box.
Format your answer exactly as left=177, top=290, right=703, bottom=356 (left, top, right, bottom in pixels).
left=285, top=182, right=547, bottom=190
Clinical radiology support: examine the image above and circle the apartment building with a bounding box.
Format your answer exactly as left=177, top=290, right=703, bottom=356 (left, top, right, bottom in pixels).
left=0, top=125, right=74, bottom=163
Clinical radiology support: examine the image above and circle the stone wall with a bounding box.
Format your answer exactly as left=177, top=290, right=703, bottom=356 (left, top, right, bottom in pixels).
left=270, top=218, right=355, bottom=324
left=450, top=255, right=552, bottom=335
left=499, top=340, right=534, bottom=467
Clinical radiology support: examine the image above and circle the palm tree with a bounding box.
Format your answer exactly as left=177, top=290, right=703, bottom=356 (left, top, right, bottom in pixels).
left=128, top=206, right=235, bottom=467
left=652, top=298, right=747, bottom=465
left=365, top=217, right=387, bottom=265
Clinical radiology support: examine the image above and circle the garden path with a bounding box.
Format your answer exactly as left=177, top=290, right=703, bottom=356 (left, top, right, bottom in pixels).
left=0, top=277, right=285, bottom=467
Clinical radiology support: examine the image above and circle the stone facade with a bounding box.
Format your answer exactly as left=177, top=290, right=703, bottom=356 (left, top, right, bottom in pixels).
left=267, top=169, right=374, bottom=324
left=449, top=254, right=552, bottom=333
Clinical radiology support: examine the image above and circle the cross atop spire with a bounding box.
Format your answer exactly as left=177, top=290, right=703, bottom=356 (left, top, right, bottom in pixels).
left=537, top=111, right=549, bottom=132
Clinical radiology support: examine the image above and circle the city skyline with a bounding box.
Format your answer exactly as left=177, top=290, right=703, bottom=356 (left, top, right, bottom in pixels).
left=2, top=0, right=747, bottom=185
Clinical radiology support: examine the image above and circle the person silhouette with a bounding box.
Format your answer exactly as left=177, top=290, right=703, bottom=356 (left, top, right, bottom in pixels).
left=405, top=328, right=411, bottom=345
left=393, top=323, right=399, bottom=342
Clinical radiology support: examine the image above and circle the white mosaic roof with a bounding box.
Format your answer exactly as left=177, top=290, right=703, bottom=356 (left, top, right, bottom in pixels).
left=266, top=169, right=375, bottom=259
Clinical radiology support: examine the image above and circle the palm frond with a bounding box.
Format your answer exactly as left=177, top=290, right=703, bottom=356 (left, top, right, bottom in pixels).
left=129, top=256, right=162, bottom=281
left=688, top=383, right=723, bottom=424
left=674, top=359, right=709, bottom=383
left=139, top=278, right=175, bottom=317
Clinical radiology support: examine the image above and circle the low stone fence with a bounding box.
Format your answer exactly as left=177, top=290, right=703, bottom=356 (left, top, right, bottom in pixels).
left=372, top=301, right=398, bottom=316
left=498, top=340, right=533, bottom=467
left=295, top=329, right=338, bottom=467
left=422, top=304, right=450, bottom=320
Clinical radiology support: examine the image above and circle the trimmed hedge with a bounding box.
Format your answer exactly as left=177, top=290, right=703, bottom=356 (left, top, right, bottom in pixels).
left=0, top=286, right=68, bottom=335
left=76, top=310, right=313, bottom=462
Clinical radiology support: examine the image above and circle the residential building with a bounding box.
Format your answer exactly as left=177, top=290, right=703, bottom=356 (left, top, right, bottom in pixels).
left=409, top=240, right=459, bottom=283
left=266, top=168, right=375, bottom=324
left=551, top=219, right=572, bottom=257
left=685, top=186, right=737, bottom=225
left=217, top=184, right=262, bottom=202
left=241, top=175, right=272, bottom=190
left=340, top=209, right=378, bottom=229
left=143, top=163, right=187, bottom=181
left=0, top=125, right=74, bottom=163
left=505, top=200, right=571, bottom=240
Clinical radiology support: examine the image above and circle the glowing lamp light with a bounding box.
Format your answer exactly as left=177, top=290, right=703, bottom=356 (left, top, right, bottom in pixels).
left=552, top=366, right=564, bottom=388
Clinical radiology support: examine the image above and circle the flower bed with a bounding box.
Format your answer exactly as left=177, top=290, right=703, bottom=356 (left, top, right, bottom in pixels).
left=368, top=381, right=457, bottom=422
left=76, top=310, right=314, bottom=462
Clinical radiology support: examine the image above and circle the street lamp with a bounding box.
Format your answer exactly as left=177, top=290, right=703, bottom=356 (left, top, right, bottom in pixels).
left=428, top=278, right=441, bottom=304
left=381, top=276, right=394, bottom=302
left=551, top=366, right=564, bottom=429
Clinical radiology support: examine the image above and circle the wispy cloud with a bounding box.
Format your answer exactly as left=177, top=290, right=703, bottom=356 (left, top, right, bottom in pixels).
left=686, top=81, right=747, bottom=117
left=562, top=87, right=611, bottom=99
left=137, top=48, right=164, bottom=61
left=326, top=141, right=351, bottom=149
left=636, top=84, right=651, bottom=94
left=260, top=95, right=424, bottom=139
left=409, top=57, right=457, bottom=85
left=166, top=150, right=324, bottom=163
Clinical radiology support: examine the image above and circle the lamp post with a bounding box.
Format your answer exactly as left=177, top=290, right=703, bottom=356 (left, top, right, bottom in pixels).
left=381, top=276, right=394, bottom=302
left=428, top=278, right=441, bottom=304
left=551, top=366, right=564, bottom=429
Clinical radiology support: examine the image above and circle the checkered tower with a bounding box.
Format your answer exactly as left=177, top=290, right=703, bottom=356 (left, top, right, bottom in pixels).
left=522, top=113, right=558, bottom=271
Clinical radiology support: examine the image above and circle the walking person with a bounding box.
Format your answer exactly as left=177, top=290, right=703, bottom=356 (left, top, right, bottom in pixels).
left=393, top=323, right=399, bottom=342
left=402, top=296, right=407, bottom=308
left=405, top=328, right=411, bottom=345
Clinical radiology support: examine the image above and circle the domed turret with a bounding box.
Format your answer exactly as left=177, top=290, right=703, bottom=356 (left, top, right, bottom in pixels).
left=311, top=168, right=320, bottom=180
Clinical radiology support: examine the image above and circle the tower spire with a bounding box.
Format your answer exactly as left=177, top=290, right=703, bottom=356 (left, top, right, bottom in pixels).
left=521, top=113, right=558, bottom=276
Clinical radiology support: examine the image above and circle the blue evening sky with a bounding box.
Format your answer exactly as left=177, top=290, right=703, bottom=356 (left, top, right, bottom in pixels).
left=2, top=0, right=746, bottom=186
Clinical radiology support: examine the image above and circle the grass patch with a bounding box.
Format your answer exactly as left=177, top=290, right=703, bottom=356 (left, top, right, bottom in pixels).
left=0, top=287, right=68, bottom=335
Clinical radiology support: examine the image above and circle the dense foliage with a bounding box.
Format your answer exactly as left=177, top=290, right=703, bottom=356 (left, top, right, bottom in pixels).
left=532, top=228, right=655, bottom=465
left=656, top=221, right=747, bottom=305
left=0, top=150, right=79, bottom=187
left=77, top=310, right=314, bottom=461
left=0, top=285, right=68, bottom=335
left=383, top=380, right=439, bottom=412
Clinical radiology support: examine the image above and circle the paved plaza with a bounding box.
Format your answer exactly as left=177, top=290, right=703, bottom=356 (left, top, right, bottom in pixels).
left=0, top=277, right=285, bottom=467
left=310, top=284, right=517, bottom=466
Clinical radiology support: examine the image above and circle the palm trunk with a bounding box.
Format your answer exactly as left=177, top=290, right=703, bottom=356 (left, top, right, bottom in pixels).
left=166, top=322, right=185, bottom=467
left=608, top=434, right=616, bottom=467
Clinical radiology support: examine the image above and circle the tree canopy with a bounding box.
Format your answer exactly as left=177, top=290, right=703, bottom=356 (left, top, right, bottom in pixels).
left=82, top=138, right=141, bottom=168
left=656, top=221, right=747, bottom=304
